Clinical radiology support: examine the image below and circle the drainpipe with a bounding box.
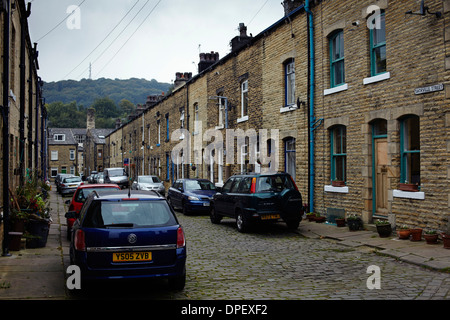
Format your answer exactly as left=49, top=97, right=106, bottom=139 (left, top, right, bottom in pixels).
left=2, top=0, right=11, bottom=257
left=305, top=0, right=316, bottom=213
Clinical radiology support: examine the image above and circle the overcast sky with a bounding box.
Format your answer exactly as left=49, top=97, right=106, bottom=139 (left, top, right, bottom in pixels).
left=27, top=0, right=285, bottom=84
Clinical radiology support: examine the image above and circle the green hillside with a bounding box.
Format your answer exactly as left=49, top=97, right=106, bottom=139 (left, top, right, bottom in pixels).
left=43, top=77, right=171, bottom=107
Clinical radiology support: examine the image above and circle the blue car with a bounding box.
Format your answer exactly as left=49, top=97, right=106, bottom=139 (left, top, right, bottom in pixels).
left=167, top=179, right=217, bottom=215
left=67, top=190, right=186, bottom=290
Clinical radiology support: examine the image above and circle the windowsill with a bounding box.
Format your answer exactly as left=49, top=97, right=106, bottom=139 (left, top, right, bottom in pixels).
left=215, top=124, right=224, bottom=130
left=393, top=189, right=425, bottom=200
left=280, top=105, right=298, bottom=113
left=237, top=115, right=248, bottom=123
left=363, top=72, right=390, bottom=85
left=324, top=185, right=349, bottom=193
left=324, top=83, right=348, bottom=96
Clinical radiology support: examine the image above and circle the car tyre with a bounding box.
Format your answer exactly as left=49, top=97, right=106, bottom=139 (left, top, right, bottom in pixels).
left=182, top=201, right=190, bottom=216
left=210, top=206, right=222, bottom=224
left=286, top=219, right=300, bottom=230
left=236, top=211, right=250, bottom=233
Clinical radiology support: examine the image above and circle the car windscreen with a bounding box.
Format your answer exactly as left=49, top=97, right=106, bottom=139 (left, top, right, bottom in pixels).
left=65, top=177, right=81, bottom=183
left=256, top=175, right=295, bottom=193
left=108, top=169, right=126, bottom=177
left=82, top=200, right=176, bottom=228
left=75, top=188, right=119, bottom=203
left=185, top=180, right=215, bottom=191
left=139, top=176, right=161, bottom=183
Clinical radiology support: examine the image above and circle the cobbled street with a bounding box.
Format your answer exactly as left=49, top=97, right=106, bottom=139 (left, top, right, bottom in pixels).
left=68, top=202, right=450, bottom=300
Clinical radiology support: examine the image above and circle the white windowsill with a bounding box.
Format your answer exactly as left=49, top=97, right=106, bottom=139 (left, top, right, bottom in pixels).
left=324, top=185, right=349, bottom=193
left=237, top=116, right=248, bottom=123
left=280, top=105, right=298, bottom=113
left=215, top=124, right=224, bottom=130
left=324, top=83, right=348, bottom=96
left=363, top=72, right=390, bottom=85
left=393, top=189, right=425, bottom=200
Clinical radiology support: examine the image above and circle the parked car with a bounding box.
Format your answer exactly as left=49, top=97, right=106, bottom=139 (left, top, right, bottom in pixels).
left=103, top=167, right=129, bottom=189
left=87, top=171, right=98, bottom=184
left=59, top=176, right=83, bottom=196
left=167, top=178, right=217, bottom=215
left=95, top=172, right=105, bottom=184
left=55, top=174, right=75, bottom=192
left=67, top=189, right=186, bottom=289
left=131, top=175, right=165, bottom=196
left=64, top=183, right=121, bottom=239
left=210, top=172, right=303, bottom=232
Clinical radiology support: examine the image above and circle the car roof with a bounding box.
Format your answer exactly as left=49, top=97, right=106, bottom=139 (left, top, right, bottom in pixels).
left=231, top=172, right=291, bottom=178
left=77, top=183, right=120, bottom=189
left=88, top=189, right=164, bottom=200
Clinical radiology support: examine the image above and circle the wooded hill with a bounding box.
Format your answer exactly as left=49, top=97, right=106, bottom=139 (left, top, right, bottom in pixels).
left=44, top=78, right=171, bottom=129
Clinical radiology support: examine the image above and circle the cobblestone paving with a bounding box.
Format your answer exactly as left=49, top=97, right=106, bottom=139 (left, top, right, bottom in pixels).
left=73, top=212, right=450, bottom=300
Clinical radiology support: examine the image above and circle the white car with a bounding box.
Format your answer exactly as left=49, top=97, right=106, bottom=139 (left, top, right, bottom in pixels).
left=131, top=175, right=165, bottom=196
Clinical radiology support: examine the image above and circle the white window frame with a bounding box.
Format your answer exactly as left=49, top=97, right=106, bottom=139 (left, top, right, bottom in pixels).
left=54, top=134, right=65, bottom=141
left=69, top=149, right=75, bottom=161
left=51, top=150, right=58, bottom=161
left=216, top=97, right=225, bottom=129
left=238, top=80, right=249, bottom=123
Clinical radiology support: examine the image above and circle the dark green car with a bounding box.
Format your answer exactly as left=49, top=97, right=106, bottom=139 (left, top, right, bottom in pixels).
left=210, top=173, right=304, bottom=232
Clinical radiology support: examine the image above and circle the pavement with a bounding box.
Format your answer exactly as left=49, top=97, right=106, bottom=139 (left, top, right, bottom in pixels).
left=0, top=185, right=449, bottom=300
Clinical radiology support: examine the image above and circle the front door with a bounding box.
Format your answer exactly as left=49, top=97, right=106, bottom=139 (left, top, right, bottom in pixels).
left=374, top=138, right=388, bottom=217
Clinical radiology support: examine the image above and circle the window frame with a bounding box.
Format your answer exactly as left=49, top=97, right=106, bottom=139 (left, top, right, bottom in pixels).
left=329, top=30, right=345, bottom=88
left=400, top=115, right=420, bottom=185
left=51, top=150, right=58, bottom=161
left=330, top=125, right=347, bottom=183
left=369, top=11, right=386, bottom=77
left=284, top=137, right=296, bottom=180
left=240, top=80, right=248, bottom=118
left=284, top=59, right=295, bottom=106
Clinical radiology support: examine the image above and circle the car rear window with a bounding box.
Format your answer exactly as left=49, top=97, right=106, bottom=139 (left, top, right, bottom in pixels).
left=83, top=200, right=176, bottom=228
left=65, top=177, right=81, bottom=183
left=256, top=175, right=295, bottom=193
left=108, top=169, right=126, bottom=177
left=185, top=180, right=215, bottom=191
left=75, top=187, right=120, bottom=203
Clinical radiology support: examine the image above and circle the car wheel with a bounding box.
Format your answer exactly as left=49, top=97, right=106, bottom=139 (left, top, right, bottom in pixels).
left=286, top=219, right=300, bottom=230
left=210, top=206, right=222, bottom=224
left=182, top=201, right=190, bottom=215
left=236, top=211, right=249, bottom=233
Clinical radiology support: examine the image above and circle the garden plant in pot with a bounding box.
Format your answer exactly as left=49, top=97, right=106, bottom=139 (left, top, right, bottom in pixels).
left=347, top=214, right=363, bottom=231
left=423, top=230, right=438, bottom=245
left=410, top=228, right=422, bottom=241
left=375, top=220, right=392, bottom=238
left=397, top=225, right=411, bottom=240
left=442, top=233, right=450, bottom=249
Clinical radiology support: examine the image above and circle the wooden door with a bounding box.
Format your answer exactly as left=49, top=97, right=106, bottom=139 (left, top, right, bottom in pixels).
left=375, top=138, right=388, bottom=216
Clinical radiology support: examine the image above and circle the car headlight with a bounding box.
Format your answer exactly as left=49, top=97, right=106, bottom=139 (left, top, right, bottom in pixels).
left=188, top=196, right=199, bottom=201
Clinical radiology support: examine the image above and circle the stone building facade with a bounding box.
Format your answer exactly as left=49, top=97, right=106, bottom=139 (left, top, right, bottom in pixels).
left=105, top=0, right=449, bottom=232
left=1, top=0, right=46, bottom=253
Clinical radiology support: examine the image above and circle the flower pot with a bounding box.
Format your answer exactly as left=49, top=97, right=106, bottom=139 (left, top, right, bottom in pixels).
left=376, top=224, right=392, bottom=238
left=315, top=216, right=326, bottom=223
left=332, top=180, right=345, bottom=187
left=423, top=234, right=438, bottom=245
left=335, top=218, right=346, bottom=227
left=410, top=228, right=422, bottom=241
left=8, top=232, right=23, bottom=251
left=347, top=219, right=362, bottom=231
left=398, top=183, right=419, bottom=192
left=306, top=215, right=315, bottom=222
left=442, top=234, right=450, bottom=249
left=397, top=229, right=411, bottom=240
left=26, top=219, right=50, bottom=248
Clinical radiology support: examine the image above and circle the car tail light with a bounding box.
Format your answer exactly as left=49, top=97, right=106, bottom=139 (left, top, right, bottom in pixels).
left=290, top=176, right=299, bottom=191
left=250, top=177, right=257, bottom=193
left=74, top=229, right=86, bottom=251
left=177, top=227, right=185, bottom=248
left=60, top=183, right=66, bottom=187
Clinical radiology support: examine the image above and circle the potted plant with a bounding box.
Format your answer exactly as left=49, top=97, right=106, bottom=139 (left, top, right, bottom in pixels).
left=398, top=182, right=419, bottom=192
left=423, top=230, right=438, bottom=245
left=315, top=213, right=326, bottom=223
left=442, top=233, right=450, bottom=249
left=331, top=180, right=346, bottom=187
left=397, top=225, right=411, bottom=240
left=375, top=220, right=392, bottom=238
left=410, top=228, right=423, bottom=241
left=347, top=214, right=362, bottom=231
left=335, top=217, right=346, bottom=227
left=306, top=212, right=315, bottom=222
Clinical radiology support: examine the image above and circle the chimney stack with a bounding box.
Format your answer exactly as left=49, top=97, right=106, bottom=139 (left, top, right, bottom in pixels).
left=282, top=0, right=304, bottom=16
left=230, top=23, right=253, bottom=52
left=198, top=51, right=220, bottom=73
left=87, top=108, right=95, bottom=130
left=174, top=72, right=193, bottom=89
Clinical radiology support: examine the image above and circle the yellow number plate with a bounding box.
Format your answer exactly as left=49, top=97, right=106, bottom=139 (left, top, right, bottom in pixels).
left=261, top=214, right=281, bottom=220
left=112, top=252, right=152, bottom=262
